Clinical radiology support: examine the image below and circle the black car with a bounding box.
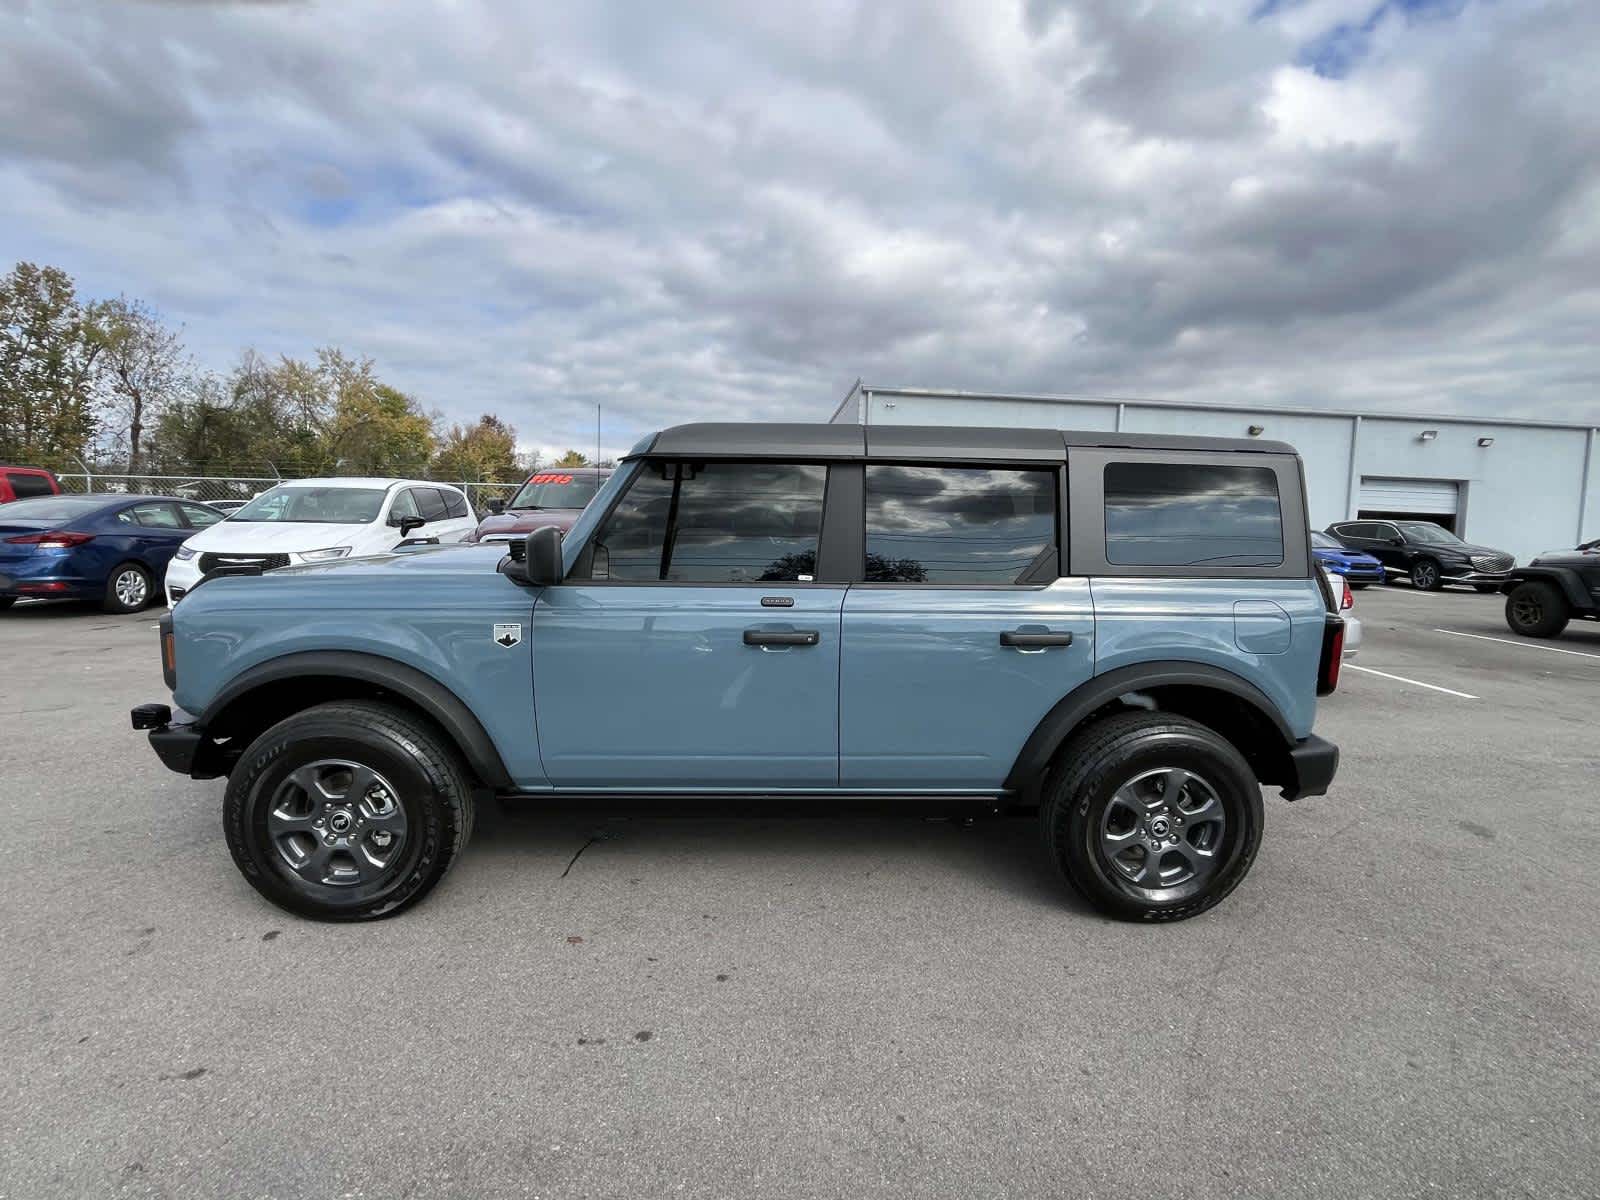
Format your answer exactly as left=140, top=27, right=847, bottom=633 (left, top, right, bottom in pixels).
left=1325, top=519, right=1514, bottom=592
left=1502, top=539, right=1600, bottom=637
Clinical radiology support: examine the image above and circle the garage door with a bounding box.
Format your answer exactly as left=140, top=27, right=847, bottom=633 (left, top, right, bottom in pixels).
left=1358, top=477, right=1459, bottom=516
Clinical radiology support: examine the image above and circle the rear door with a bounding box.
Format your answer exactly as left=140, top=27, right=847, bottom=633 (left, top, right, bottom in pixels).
left=124, top=502, right=191, bottom=572
left=839, top=462, right=1094, bottom=791
left=533, top=459, right=844, bottom=788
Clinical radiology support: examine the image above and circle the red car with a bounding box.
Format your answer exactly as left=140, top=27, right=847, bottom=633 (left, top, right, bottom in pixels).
left=0, top=466, right=61, bottom=504
left=465, top=467, right=612, bottom=544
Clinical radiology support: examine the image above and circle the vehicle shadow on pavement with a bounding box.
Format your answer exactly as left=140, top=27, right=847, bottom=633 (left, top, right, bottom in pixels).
left=473, top=798, right=1088, bottom=915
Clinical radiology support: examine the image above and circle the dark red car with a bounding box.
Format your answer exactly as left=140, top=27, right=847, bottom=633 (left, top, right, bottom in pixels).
left=464, top=467, right=612, bottom=544
left=0, top=466, right=61, bottom=504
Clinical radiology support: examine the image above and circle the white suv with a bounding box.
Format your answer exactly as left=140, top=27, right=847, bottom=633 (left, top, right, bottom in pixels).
left=164, top=478, right=476, bottom=605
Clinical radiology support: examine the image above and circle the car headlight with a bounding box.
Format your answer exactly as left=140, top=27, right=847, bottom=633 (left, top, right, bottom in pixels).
left=299, top=547, right=352, bottom=562
left=174, top=545, right=196, bottom=561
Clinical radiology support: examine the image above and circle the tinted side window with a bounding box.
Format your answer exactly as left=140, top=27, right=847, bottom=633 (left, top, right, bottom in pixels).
left=180, top=503, right=223, bottom=528
left=1104, top=463, right=1283, bottom=567
left=588, top=462, right=827, bottom=583
left=130, top=502, right=183, bottom=529
left=6, top=472, right=54, bottom=498
left=442, top=489, right=469, bottom=519
left=413, top=488, right=448, bottom=521
left=864, top=466, right=1057, bottom=584
left=667, top=463, right=825, bottom=582
left=389, top=489, right=420, bottom=521
left=590, top=465, right=674, bottom=580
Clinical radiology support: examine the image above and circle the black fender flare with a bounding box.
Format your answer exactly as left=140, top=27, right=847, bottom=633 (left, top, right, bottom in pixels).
left=1003, top=661, right=1297, bottom=800
left=199, top=650, right=513, bottom=789
left=1506, top=567, right=1590, bottom=611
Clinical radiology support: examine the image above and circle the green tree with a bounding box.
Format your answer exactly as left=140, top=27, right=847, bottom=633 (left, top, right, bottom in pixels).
left=318, top=349, right=435, bottom=476
left=552, top=449, right=590, bottom=467
left=431, top=414, right=521, bottom=481
left=0, top=262, right=104, bottom=464
left=92, top=296, right=186, bottom=473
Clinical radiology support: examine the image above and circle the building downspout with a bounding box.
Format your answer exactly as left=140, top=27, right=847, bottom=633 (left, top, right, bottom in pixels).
left=1345, top=415, right=1362, bottom=519
left=1579, top=427, right=1597, bottom=544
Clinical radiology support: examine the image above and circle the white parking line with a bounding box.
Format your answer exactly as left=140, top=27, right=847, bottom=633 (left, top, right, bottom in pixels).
left=1343, top=664, right=1479, bottom=699
left=1433, top=628, right=1600, bottom=661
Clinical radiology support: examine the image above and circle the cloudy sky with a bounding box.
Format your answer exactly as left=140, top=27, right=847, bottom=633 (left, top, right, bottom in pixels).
left=2, top=0, right=1597, bottom=458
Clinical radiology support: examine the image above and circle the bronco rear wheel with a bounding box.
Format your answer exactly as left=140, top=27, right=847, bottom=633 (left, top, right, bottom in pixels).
left=1041, top=711, right=1262, bottom=922
left=223, top=701, right=475, bottom=920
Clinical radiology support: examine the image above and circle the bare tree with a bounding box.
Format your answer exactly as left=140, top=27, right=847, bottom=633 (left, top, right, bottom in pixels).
left=94, top=297, right=185, bottom=473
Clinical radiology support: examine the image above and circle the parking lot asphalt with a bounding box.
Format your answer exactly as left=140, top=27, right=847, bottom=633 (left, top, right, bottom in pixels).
left=1, top=586, right=1596, bottom=1199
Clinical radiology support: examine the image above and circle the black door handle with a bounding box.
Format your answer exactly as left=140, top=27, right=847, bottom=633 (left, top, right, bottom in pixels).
left=743, top=629, right=819, bottom=647
left=1000, top=630, right=1073, bottom=648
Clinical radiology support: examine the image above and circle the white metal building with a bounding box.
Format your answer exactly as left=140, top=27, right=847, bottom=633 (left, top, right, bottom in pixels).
left=828, top=385, right=1599, bottom=564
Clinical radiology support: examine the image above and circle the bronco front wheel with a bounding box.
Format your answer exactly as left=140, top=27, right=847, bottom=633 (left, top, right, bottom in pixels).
left=1041, top=711, right=1263, bottom=922
left=223, top=701, right=475, bottom=920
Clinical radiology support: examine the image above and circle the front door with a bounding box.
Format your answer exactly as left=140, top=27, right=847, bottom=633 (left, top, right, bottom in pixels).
left=839, top=464, right=1095, bottom=790
left=533, top=459, right=842, bottom=788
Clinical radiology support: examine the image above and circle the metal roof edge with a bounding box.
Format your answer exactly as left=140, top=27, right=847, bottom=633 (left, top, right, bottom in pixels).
left=855, top=385, right=1600, bottom=434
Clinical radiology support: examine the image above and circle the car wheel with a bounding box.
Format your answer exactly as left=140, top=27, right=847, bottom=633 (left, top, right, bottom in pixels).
left=102, top=563, right=153, bottom=613
left=224, top=701, right=476, bottom=921
left=1474, top=585, right=1501, bottom=594
left=1409, top=558, right=1442, bottom=591
left=1041, top=711, right=1262, bottom=922
left=1505, top=581, right=1570, bottom=639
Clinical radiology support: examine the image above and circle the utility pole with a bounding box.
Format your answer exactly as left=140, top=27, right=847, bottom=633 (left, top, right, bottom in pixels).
left=596, top=404, right=601, bottom=467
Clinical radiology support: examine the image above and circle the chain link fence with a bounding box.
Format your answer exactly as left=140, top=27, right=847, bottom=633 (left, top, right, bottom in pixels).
left=52, top=473, right=523, bottom=514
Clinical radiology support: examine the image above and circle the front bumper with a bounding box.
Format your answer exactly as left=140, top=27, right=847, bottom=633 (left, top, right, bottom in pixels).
left=164, top=556, right=201, bottom=605
left=1281, top=734, right=1339, bottom=801
left=131, top=703, right=229, bottom=779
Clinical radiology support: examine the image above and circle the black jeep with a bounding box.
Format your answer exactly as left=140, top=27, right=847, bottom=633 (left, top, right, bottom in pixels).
left=1502, top=540, right=1600, bottom=637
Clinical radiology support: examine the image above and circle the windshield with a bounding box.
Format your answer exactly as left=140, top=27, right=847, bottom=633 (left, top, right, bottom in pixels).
left=508, top=473, right=603, bottom=511
left=231, top=486, right=388, bottom=524
left=0, top=496, right=107, bottom=521
left=1310, top=531, right=1340, bottom=549
left=1397, top=521, right=1463, bottom=546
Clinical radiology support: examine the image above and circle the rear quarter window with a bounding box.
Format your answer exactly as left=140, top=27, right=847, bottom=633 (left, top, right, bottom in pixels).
left=1103, top=462, right=1283, bottom=567
left=5, top=471, right=56, bottom=499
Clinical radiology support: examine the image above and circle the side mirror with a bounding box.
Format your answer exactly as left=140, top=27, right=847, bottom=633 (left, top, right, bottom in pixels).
left=398, top=515, right=426, bottom=537
left=1389, top=536, right=1404, bottom=546
left=487, top=498, right=506, bottom=515
left=503, top=525, right=564, bottom=587
left=525, top=525, right=564, bottom=586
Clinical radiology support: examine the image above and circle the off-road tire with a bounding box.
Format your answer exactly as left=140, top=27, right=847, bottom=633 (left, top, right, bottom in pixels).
left=224, top=701, right=475, bottom=921
left=1505, top=581, right=1570, bottom=639
left=102, top=562, right=153, bottom=613
left=1409, top=558, right=1443, bottom=591
left=1041, top=711, right=1263, bottom=922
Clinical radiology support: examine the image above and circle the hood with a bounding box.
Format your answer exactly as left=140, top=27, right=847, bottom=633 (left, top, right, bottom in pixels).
left=1314, top=545, right=1379, bottom=562
left=1531, top=547, right=1598, bottom=567
left=467, top=508, right=581, bottom=542
left=267, top=541, right=508, bottom=579
left=184, top=520, right=381, bottom=553
left=1430, top=541, right=1507, bottom=559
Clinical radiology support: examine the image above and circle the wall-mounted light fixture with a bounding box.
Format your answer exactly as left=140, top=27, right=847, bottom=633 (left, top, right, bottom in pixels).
left=1477, top=436, right=1495, bottom=447
left=1418, top=429, right=1438, bottom=442
left=1247, top=424, right=1264, bottom=436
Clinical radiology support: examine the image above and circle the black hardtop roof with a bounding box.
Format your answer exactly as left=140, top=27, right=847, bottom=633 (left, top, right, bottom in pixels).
left=629, top=422, right=1296, bottom=461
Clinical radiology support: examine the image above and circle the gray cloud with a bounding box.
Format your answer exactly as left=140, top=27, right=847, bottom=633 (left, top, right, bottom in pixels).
left=1, top=0, right=1597, bottom=457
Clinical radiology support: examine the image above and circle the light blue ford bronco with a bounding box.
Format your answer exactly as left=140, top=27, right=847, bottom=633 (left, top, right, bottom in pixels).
left=134, top=423, right=1342, bottom=922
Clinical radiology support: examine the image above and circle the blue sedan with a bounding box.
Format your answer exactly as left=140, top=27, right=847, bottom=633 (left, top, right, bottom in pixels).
left=1311, top=529, right=1384, bottom=588
left=0, top=495, right=225, bottom=613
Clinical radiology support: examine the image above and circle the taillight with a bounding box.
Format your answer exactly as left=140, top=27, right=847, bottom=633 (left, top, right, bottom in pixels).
left=4, top=530, right=94, bottom=549
left=1317, top=617, right=1344, bottom=695
left=1340, top=578, right=1353, bottom=610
